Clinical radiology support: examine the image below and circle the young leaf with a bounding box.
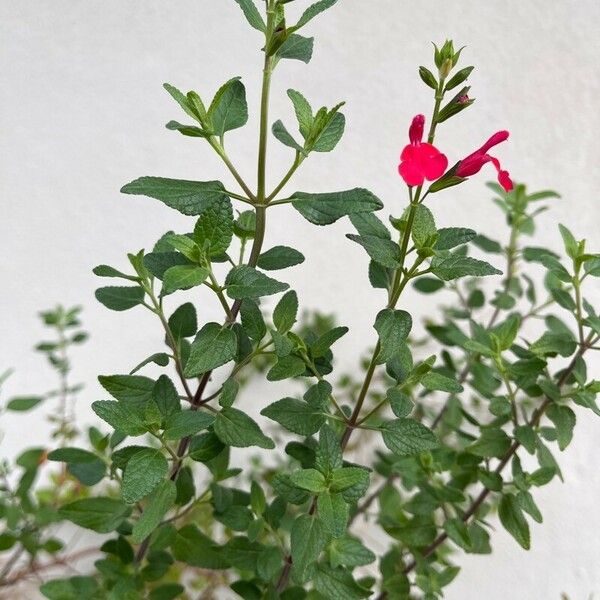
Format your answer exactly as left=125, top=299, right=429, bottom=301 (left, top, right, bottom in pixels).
left=152, top=375, right=180, bottom=420
left=208, top=78, right=248, bottom=137
left=163, top=411, right=215, bottom=440
left=287, top=89, right=314, bottom=139
left=329, top=535, right=376, bottom=568
left=193, top=196, right=234, bottom=256
left=121, top=177, right=228, bottom=216
left=435, top=227, right=476, bottom=250
left=184, top=323, right=237, bottom=377
left=214, top=407, right=275, bottom=449
left=295, top=0, right=339, bottom=29
left=232, top=0, right=266, bottom=32
left=95, top=286, right=145, bottom=311
left=161, top=265, right=209, bottom=296
left=317, top=492, right=348, bottom=537
left=272, top=120, right=305, bottom=153
left=546, top=404, right=576, bottom=450
left=6, top=396, right=43, bottom=411
left=290, top=468, right=327, bottom=493
left=346, top=234, right=401, bottom=268
left=240, top=299, right=267, bottom=341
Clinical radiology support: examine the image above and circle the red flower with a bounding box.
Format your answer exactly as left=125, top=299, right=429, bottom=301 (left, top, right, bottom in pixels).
left=456, top=131, right=513, bottom=192
left=398, top=115, right=448, bottom=187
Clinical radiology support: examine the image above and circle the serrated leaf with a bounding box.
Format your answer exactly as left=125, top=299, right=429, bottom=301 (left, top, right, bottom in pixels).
left=131, top=480, right=176, bottom=543
left=184, top=323, right=237, bottom=377
left=468, top=428, right=511, bottom=458
left=411, top=204, right=437, bottom=248
left=233, top=0, right=266, bottom=31
left=214, top=407, right=274, bottom=449
left=163, top=411, right=215, bottom=440
left=261, top=398, right=325, bottom=435
left=314, top=564, right=371, bottom=599
left=168, top=303, right=197, bottom=339
left=266, top=354, right=306, bottom=381
left=277, top=34, right=314, bottom=63
left=329, top=535, right=375, bottom=568
left=60, top=498, right=130, bottom=533
left=290, top=515, right=328, bottom=582
left=291, top=188, right=383, bottom=226
left=381, top=419, right=438, bottom=456
left=193, top=196, right=234, bottom=256
left=121, top=177, right=228, bottom=216
left=374, top=309, right=412, bottom=364
left=122, top=448, right=168, bottom=504
left=287, top=89, right=313, bottom=139
left=435, top=227, right=476, bottom=250
left=225, top=265, right=289, bottom=299
left=546, top=404, right=576, bottom=450
left=92, top=401, right=147, bottom=436
left=431, top=255, right=502, bottom=281
left=421, top=371, right=463, bottom=393
left=208, top=78, right=248, bottom=137
left=346, top=234, right=401, bottom=268
left=317, top=492, right=348, bottom=538
left=161, top=265, right=209, bottom=296
left=290, top=468, right=327, bottom=492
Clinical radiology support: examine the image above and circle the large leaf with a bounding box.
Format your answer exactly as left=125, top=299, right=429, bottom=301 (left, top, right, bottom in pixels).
left=184, top=323, right=237, bottom=377
left=292, top=188, right=383, bottom=226
left=121, top=177, right=229, bottom=216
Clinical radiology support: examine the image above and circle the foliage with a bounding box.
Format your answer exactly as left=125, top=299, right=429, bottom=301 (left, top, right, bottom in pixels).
left=2, top=2, right=600, bottom=599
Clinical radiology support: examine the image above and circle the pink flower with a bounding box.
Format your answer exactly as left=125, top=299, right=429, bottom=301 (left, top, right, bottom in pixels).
left=398, top=115, right=448, bottom=187
left=456, top=131, right=513, bottom=192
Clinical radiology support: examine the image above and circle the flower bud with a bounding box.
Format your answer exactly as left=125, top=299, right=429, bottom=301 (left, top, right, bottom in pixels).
left=439, top=58, right=453, bottom=78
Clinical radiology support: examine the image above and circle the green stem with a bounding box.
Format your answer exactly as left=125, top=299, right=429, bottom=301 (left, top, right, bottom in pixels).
left=267, top=153, right=303, bottom=202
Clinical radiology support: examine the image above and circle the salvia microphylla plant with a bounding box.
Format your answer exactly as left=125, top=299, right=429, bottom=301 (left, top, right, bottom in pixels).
left=2, top=1, right=600, bottom=599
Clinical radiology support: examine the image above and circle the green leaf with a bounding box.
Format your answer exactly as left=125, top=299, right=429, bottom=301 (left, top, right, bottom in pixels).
left=387, top=388, right=414, bottom=418
left=163, top=83, right=204, bottom=123
left=374, top=309, right=412, bottom=364
left=330, top=467, right=369, bottom=492
left=131, top=480, right=176, bottom=543
left=219, top=378, right=239, bottom=408
left=411, top=204, right=437, bottom=248
left=312, top=326, right=349, bottom=358
left=290, top=515, right=328, bottom=582
left=381, top=419, right=438, bottom=456
left=144, top=251, right=192, bottom=280
left=193, top=196, right=234, bottom=256
left=546, top=404, right=576, bottom=450
left=314, top=564, right=371, bottom=599
left=257, top=245, right=305, bottom=271
left=316, top=425, right=343, bottom=475
left=168, top=303, right=197, bottom=339
left=161, top=265, right=209, bottom=296
left=431, top=255, right=502, bottom=281
left=214, top=407, right=274, bottom=449
left=93, top=264, right=139, bottom=281
left=413, top=277, right=445, bottom=294
left=468, top=428, right=511, bottom=458
left=48, top=447, right=98, bottom=463
left=172, top=524, right=229, bottom=569
left=166, top=120, right=208, bottom=138
left=421, top=371, right=463, bottom=393
left=233, top=0, right=266, bottom=32
left=152, top=375, right=180, bottom=420
left=311, top=110, right=345, bottom=153
left=208, top=78, right=248, bottom=137
left=131, top=352, right=170, bottom=374
left=163, top=411, right=215, bottom=440
left=277, top=34, right=314, bottom=63
left=290, top=468, right=327, bottom=493
left=184, top=323, right=237, bottom=377
left=498, top=494, right=530, bottom=549
left=346, top=234, right=400, bottom=268
left=149, top=584, right=185, bottom=600
left=296, top=0, right=339, bottom=28
left=95, top=286, right=145, bottom=311
left=261, top=398, right=325, bottom=436
left=272, top=120, right=305, bottom=153
left=60, top=497, right=130, bottom=533
left=473, top=234, right=503, bottom=254
left=273, top=290, right=298, bottom=333
left=122, top=448, right=169, bottom=504
left=92, top=401, right=147, bottom=436
left=435, top=227, right=476, bottom=250
left=329, top=535, right=376, bottom=568
left=558, top=223, right=578, bottom=259
left=444, top=518, right=472, bottom=551
left=6, top=395, right=43, bottom=411
left=419, top=65, right=438, bottom=89
left=317, top=492, right=348, bottom=537
left=240, top=299, right=266, bottom=341
left=287, top=89, right=313, bottom=138
left=292, top=188, right=383, bottom=226
left=121, top=177, right=229, bottom=216
left=40, top=576, right=101, bottom=600
left=225, top=265, right=289, bottom=299
left=98, top=374, right=154, bottom=404
left=266, top=354, right=306, bottom=381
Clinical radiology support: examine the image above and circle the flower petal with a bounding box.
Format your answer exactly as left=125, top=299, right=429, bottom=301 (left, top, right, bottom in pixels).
left=398, top=160, right=425, bottom=187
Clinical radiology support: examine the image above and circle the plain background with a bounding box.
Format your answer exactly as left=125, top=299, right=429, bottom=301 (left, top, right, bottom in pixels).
left=1, top=1, right=600, bottom=598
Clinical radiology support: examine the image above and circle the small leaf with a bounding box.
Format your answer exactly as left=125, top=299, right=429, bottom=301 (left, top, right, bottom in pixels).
left=272, top=120, right=305, bottom=153
left=546, top=404, right=576, bottom=450
left=168, top=303, right=197, bottom=339
left=296, top=0, right=339, bottom=29
left=468, top=428, right=511, bottom=458
left=346, top=234, right=401, bottom=268
left=131, top=480, right=176, bottom=543
left=163, top=411, right=215, bottom=440
left=233, top=0, right=266, bottom=32
left=273, top=290, right=298, bottom=333
left=277, top=34, right=314, bottom=63
left=290, top=468, right=327, bottom=493
left=374, top=309, right=412, bottom=364
left=435, top=227, right=476, bottom=250
left=161, top=265, right=209, bottom=296
left=6, top=396, right=43, bottom=411
left=122, top=448, right=168, bottom=504
left=261, top=397, right=325, bottom=435
left=208, top=78, right=248, bottom=137
left=499, top=494, right=530, bottom=549
left=317, top=492, right=348, bottom=537
left=257, top=245, right=305, bottom=271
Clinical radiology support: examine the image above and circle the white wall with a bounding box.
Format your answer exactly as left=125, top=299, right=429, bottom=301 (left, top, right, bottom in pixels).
left=1, top=1, right=600, bottom=598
